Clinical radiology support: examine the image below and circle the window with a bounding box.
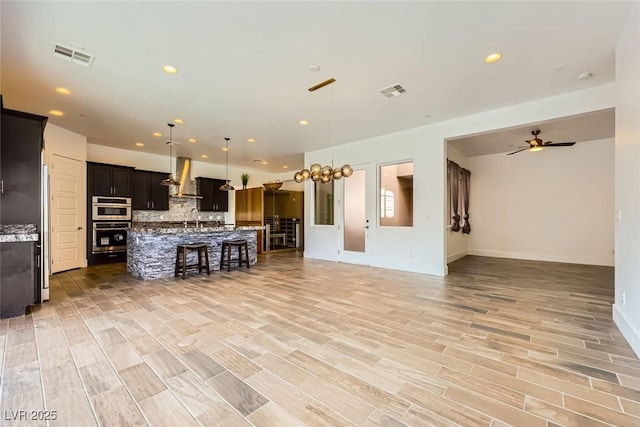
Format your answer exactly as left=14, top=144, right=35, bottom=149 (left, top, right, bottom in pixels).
left=379, top=161, right=413, bottom=227
left=380, top=189, right=395, bottom=218
left=314, top=181, right=334, bottom=225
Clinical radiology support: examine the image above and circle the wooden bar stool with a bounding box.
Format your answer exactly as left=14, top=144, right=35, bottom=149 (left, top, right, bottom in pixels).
left=219, top=239, right=250, bottom=272
left=174, top=243, right=210, bottom=279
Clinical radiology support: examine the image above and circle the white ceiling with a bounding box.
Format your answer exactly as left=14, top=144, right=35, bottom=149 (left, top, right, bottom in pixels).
left=0, top=2, right=630, bottom=172
left=448, top=108, right=616, bottom=157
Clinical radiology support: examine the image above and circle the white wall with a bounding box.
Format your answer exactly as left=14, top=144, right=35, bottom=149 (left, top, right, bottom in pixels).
left=613, top=2, right=640, bottom=357
left=468, top=138, right=614, bottom=266
left=304, top=84, right=615, bottom=277
left=445, top=144, right=470, bottom=263
left=87, top=143, right=291, bottom=224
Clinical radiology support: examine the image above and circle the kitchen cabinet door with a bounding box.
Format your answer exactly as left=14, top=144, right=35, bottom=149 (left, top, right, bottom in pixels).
left=149, top=171, right=169, bottom=210
left=213, top=179, right=229, bottom=211
left=132, top=170, right=149, bottom=210
left=111, top=167, right=132, bottom=197
left=0, top=242, right=35, bottom=319
left=196, top=178, right=215, bottom=211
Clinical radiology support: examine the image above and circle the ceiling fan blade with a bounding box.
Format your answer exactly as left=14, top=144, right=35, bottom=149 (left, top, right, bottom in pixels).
left=545, top=142, right=576, bottom=147
left=507, top=147, right=529, bottom=155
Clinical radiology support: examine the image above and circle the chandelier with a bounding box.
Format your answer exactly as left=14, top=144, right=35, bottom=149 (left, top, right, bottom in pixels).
left=293, top=163, right=353, bottom=184
left=293, top=77, right=352, bottom=184
left=161, top=123, right=180, bottom=186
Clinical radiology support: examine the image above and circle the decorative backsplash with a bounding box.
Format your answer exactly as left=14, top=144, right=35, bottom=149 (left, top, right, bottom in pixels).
left=133, top=197, right=224, bottom=223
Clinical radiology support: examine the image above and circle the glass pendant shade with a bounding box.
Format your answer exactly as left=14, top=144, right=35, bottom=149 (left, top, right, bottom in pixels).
left=341, top=164, right=353, bottom=177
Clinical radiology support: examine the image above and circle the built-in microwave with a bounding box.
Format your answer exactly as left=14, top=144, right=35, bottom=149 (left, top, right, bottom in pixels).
left=92, top=196, right=132, bottom=221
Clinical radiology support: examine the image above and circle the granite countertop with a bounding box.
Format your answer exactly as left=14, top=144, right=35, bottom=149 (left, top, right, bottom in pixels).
left=0, top=224, right=38, bottom=243
left=130, top=223, right=264, bottom=233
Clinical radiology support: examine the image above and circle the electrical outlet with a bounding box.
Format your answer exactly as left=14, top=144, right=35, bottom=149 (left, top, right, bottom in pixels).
left=209, top=215, right=213, bottom=220
left=160, top=215, right=164, bottom=220
left=622, top=291, right=626, bottom=304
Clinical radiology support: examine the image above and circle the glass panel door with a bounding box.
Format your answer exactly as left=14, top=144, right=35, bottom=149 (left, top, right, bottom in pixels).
left=339, top=166, right=372, bottom=265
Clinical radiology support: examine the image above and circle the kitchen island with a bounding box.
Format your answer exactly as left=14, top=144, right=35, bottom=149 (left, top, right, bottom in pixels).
left=127, top=224, right=261, bottom=280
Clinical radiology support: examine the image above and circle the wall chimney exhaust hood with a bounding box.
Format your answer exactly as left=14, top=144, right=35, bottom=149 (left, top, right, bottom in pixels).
left=172, top=156, right=202, bottom=199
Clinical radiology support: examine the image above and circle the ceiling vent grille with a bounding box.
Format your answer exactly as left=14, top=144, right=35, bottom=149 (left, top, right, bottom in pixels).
left=378, top=84, right=407, bottom=98
left=53, top=43, right=95, bottom=67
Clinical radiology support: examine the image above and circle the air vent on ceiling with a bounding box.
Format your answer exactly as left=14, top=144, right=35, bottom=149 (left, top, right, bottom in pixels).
left=53, top=43, right=95, bottom=67
left=378, top=84, right=407, bottom=98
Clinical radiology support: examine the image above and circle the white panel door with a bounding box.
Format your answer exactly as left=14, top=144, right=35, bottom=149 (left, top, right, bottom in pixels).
left=338, top=165, right=374, bottom=265
left=51, top=155, right=83, bottom=273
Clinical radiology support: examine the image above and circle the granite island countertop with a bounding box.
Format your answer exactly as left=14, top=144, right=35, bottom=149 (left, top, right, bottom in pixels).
left=127, top=225, right=261, bottom=280
left=0, top=224, right=38, bottom=243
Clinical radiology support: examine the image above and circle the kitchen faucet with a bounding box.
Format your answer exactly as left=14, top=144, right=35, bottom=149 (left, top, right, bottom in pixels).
left=190, top=207, right=199, bottom=228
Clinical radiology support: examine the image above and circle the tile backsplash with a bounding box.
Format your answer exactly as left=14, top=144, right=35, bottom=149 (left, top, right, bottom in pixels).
left=133, top=197, right=225, bottom=223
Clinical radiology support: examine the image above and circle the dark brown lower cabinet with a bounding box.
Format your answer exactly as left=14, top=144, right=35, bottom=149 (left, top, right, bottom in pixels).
left=0, top=241, right=35, bottom=319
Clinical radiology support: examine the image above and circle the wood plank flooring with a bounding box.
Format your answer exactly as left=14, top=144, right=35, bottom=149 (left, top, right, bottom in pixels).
left=1, top=253, right=638, bottom=426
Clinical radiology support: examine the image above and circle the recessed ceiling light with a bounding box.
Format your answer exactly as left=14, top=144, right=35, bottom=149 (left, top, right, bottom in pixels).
left=201, top=154, right=208, bottom=158
left=262, top=161, right=268, bottom=165
left=222, top=147, right=229, bottom=152
left=162, top=65, right=178, bottom=74
left=282, top=165, right=289, bottom=169
left=153, top=132, right=162, bottom=137
left=578, top=72, right=593, bottom=80
left=252, top=159, right=262, bottom=163
left=299, top=120, right=309, bottom=125
left=484, top=52, right=502, bottom=63
left=247, top=138, right=255, bottom=143
left=308, top=65, right=321, bottom=72
left=174, top=119, right=184, bottom=124
left=135, top=142, right=144, bottom=147
left=189, top=138, right=196, bottom=143
left=49, top=110, right=64, bottom=116
left=56, top=87, right=71, bottom=95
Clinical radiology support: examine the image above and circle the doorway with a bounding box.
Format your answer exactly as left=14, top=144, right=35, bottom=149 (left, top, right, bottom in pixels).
left=264, top=187, right=304, bottom=252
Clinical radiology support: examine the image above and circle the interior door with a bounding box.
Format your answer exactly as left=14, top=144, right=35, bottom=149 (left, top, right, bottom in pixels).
left=338, top=165, right=373, bottom=265
left=50, top=155, right=84, bottom=273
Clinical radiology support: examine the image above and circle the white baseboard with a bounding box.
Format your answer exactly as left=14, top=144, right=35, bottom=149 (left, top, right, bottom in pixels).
left=467, top=249, right=614, bottom=267
left=613, top=304, right=640, bottom=358
left=447, top=250, right=467, bottom=264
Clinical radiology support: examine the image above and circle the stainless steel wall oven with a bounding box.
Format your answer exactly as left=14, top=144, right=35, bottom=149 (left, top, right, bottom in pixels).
left=92, top=222, right=130, bottom=254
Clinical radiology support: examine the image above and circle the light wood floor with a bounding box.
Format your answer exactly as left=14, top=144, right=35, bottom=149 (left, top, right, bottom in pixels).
left=1, top=253, right=639, bottom=426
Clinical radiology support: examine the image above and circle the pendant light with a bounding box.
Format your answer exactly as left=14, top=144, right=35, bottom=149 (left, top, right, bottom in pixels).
left=161, top=123, right=180, bottom=186
left=219, top=137, right=235, bottom=191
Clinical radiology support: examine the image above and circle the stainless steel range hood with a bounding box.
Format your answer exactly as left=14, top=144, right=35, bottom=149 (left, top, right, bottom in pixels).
left=172, top=156, right=202, bottom=199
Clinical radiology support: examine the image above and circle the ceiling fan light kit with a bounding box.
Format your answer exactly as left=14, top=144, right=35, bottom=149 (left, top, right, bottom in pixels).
left=507, top=129, right=576, bottom=155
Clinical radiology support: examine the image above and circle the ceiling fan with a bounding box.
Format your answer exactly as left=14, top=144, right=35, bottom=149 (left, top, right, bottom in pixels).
left=507, top=130, right=576, bottom=155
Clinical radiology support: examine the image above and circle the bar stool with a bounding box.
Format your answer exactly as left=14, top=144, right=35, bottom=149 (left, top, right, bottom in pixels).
left=175, top=243, right=210, bottom=279
left=219, top=239, right=250, bottom=272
